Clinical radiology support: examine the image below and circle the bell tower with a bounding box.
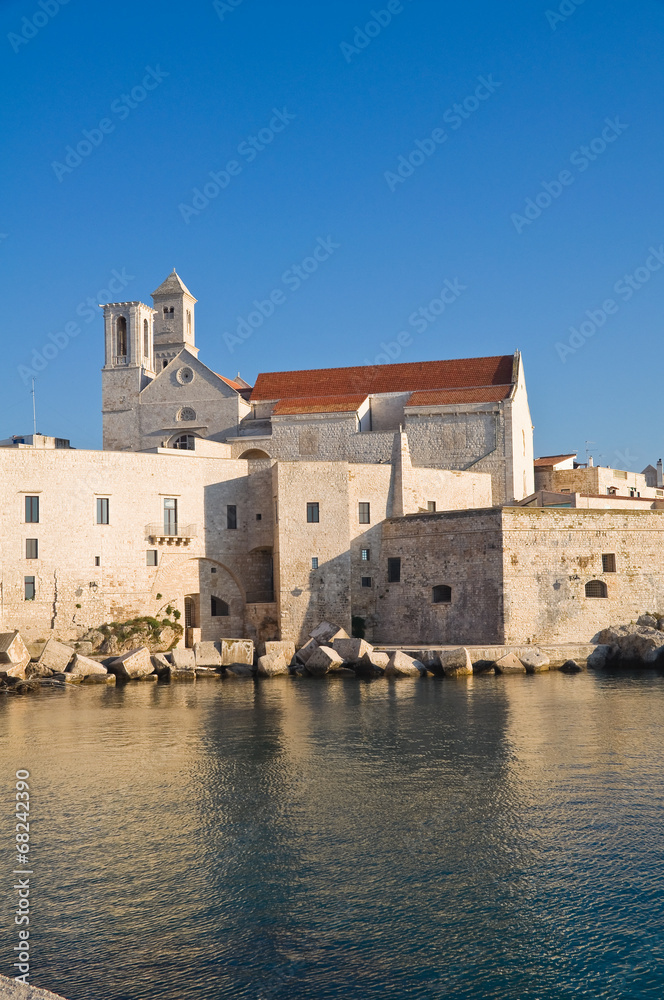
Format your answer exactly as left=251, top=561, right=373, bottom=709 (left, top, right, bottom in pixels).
left=151, top=269, right=199, bottom=370
left=100, top=300, right=156, bottom=450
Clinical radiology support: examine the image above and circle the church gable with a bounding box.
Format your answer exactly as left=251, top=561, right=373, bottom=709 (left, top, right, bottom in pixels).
left=140, top=350, right=242, bottom=405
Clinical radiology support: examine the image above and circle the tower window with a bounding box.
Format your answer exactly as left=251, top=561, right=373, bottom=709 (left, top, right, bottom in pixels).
left=358, top=502, right=370, bottom=524
left=311, top=557, right=319, bottom=569
left=143, top=318, right=149, bottom=359
left=95, top=556, right=101, bottom=567
left=146, top=551, right=158, bottom=567
left=227, top=505, right=237, bottom=530
left=361, top=577, right=372, bottom=588
left=25, top=496, right=39, bottom=523
left=26, top=539, right=38, bottom=560
left=585, top=580, right=608, bottom=598
left=427, top=501, right=436, bottom=512
left=361, top=548, right=370, bottom=561
left=432, top=585, right=452, bottom=604
left=116, top=316, right=127, bottom=359
left=211, top=596, right=229, bottom=617
left=187, top=310, right=191, bottom=335
left=96, top=498, right=110, bottom=524
left=24, top=577, right=35, bottom=601
left=602, top=553, right=616, bottom=573
left=306, top=502, right=319, bottom=523
left=387, top=557, right=401, bottom=583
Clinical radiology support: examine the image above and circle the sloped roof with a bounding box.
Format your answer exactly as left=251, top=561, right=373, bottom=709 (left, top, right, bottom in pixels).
left=151, top=269, right=197, bottom=300
left=273, top=394, right=368, bottom=415
left=214, top=373, right=246, bottom=392
left=534, top=454, right=577, bottom=468
left=406, top=385, right=513, bottom=407
left=251, top=354, right=515, bottom=401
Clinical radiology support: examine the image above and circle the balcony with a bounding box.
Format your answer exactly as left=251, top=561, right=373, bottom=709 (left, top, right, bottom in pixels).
left=146, top=524, right=197, bottom=545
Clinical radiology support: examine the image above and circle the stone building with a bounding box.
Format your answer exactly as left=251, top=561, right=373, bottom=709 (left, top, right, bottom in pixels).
left=0, top=270, right=660, bottom=648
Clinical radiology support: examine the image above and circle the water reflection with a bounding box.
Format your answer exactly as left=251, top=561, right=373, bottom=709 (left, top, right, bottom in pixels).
left=0, top=672, right=663, bottom=999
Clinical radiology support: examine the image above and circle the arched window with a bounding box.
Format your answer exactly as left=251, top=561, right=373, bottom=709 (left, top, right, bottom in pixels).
left=116, top=316, right=127, bottom=360
left=173, top=434, right=196, bottom=451
left=211, top=596, right=229, bottom=617
left=186, top=310, right=191, bottom=336
left=178, top=407, right=196, bottom=422
left=432, top=585, right=452, bottom=604
left=585, top=580, right=608, bottom=598
left=143, top=318, right=149, bottom=358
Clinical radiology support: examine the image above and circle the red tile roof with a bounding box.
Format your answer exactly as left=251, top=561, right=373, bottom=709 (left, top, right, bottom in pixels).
left=273, top=394, right=368, bottom=415
left=534, top=454, right=577, bottom=468
left=251, top=354, right=515, bottom=401
left=406, top=385, right=513, bottom=407
left=213, top=372, right=246, bottom=392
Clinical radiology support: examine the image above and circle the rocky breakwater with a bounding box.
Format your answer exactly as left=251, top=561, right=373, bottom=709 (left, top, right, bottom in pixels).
left=590, top=615, right=664, bottom=669
left=0, top=974, right=68, bottom=999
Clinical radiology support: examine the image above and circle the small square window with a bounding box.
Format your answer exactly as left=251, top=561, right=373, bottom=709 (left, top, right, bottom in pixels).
left=146, top=550, right=158, bottom=567
left=96, top=498, right=109, bottom=524
left=95, top=556, right=101, bottom=567
left=311, top=557, right=319, bottom=569
left=256, top=513, right=262, bottom=521
left=227, top=505, right=237, bottom=530
left=25, top=538, right=38, bottom=560
left=25, top=496, right=39, bottom=523
left=358, top=502, right=370, bottom=524
left=306, top=502, right=319, bottom=523
left=361, top=548, right=370, bottom=562
left=427, top=501, right=436, bottom=512
left=361, top=576, right=372, bottom=588
left=602, top=553, right=616, bottom=573
left=387, top=557, right=401, bottom=583
left=24, top=576, right=35, bottom=601
left=211, top=567, right=217, bottom=574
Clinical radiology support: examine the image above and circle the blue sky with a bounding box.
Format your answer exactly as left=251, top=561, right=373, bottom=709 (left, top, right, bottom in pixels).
left=1, top=0, right=663, bottom=468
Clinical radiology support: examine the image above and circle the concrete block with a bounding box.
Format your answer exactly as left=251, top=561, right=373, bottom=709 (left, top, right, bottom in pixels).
left=519, top=649, right=550, bottom=673
left=225, top=663, right=256, bottom=678
left=257, top=652, right=290, bottom=677
left=359, top=650, right=390, bottom=673
left=385, top=650, right=426, bottom=678
left=332, top=637, right=373, bottom=662
left=440, top=647, right=473, bottom=677
left=295, top=638, right=318, bottom=664
left=220, top=639, right=254, bottom=666
left=171, top=648, right=196, bottom=670
left=264, top=640, right=296, bottom=664
left=305, top=645, right=345, bottom=677
left=194, top=641, right=222, bottom=667
left=309, top=621, right=341, bottom=644
left=108, top=646, right=154, bottom=679
left=0, top=631, right=30, bottom=665
left=35, top=638, right=75, bottom=675
left=494, top=652, right=526, bottom=675
left=67, top=654, right=108, bottom=677
left=3, top=656, right=30, bottom=680
left=151, top=653, right=172, bottom=676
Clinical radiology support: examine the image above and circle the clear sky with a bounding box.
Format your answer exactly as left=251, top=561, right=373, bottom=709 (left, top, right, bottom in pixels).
left=1, top=0, right=663, bottom=468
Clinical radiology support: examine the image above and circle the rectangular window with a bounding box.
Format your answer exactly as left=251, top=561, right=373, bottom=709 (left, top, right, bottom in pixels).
left=24, top=576, right=35, bottom=601
left=164, top=498, right=178, bottom=535
left=387, top=557, right=401, bottom=583
left=95, top=556, right=101, bottom=567
left=361, top=548, right=370, bottom=562
left=306, top=502, right=319, bottom=523
left=361, top=576, right=372, bottom=588
left=256, top=513, right=262, bottom=521
left=602, top=553, right=616, bottom=573
left=96, top=498, right=110, bottom=524
left=25, top=496, right=39, bottom=523
left=146, top=550, right=158, bottom=567
left=227, top=504, right=237, bottom=530
left=358, top=502, right=370, bottom=524
left=427, top=501, right=436, bottom=512
left=25, top=538, right=38, bottom=560
left=311, top=557, right=319, bottom=569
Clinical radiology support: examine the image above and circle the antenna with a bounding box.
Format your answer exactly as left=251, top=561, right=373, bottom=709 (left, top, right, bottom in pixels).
left=31, top=377, right=37, bottom=436
left=585, top=439, right=596, bottom=464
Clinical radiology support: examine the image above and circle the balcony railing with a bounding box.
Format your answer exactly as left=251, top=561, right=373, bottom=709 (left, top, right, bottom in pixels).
left=245, top=590, right=275, bottom=604
left=146, top=523, right=197, bottom=544
left=113, top=355, right=128, bottom=366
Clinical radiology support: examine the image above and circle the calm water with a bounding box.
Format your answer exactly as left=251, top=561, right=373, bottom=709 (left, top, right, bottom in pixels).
left=2, top=671, right=664, bottom=1000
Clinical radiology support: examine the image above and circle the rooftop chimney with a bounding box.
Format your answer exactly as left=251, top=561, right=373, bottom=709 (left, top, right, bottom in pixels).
left=588, top=455, right=593, bottom=467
